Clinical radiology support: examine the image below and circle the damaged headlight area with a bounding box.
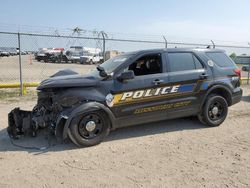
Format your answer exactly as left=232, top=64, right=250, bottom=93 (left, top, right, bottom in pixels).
left=7, top=91, right=82, bottom=141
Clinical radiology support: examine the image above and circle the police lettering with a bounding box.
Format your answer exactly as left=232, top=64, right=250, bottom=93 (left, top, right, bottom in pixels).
left=120, top=85, right=180, bottom=101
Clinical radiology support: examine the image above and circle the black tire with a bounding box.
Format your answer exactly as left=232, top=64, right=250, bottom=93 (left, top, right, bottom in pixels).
left=69, top=110, right=110, bottom=147
left=242, top=67, right=246, bottom=71
left=198, top=94, right=228, bottom=127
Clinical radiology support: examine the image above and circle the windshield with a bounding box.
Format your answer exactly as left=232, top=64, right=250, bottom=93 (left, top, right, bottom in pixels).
left=98, top=54, right=131, bottom=74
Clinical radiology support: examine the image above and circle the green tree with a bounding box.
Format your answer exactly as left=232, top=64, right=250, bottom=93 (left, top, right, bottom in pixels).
left=229, top=52, right=237, bottom=60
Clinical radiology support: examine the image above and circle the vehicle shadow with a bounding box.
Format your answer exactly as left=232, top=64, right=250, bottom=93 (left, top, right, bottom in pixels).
left=0, top=117, right=208, bottom=154
left=241, top=95, right=250, bottom=102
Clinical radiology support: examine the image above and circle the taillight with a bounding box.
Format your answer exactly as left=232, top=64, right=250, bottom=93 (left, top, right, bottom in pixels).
left=234, top=68, right=241, bottom=78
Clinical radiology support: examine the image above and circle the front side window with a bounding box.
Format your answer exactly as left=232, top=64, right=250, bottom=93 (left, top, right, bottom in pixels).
left=167, top=53, right=203, bottom=72
left=126, top=54, right=162, bottom=76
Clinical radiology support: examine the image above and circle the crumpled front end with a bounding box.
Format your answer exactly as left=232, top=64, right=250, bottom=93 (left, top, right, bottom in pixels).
left=8, top=108, right=35, bottom=139
left=7, top=88, right=88, bottom=142
left=7, top=69, right=104, bottom=145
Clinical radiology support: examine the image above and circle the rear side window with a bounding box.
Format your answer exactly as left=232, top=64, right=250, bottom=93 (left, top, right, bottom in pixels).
left=167, top=53, right=203, bottom=72
left=206, top=52, right=235, bottom=67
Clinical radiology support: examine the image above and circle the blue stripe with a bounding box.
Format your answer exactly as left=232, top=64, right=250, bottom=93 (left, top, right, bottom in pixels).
left=201, top=82, right=209, bottom=90
left=178, top=84, right=195, bottom=92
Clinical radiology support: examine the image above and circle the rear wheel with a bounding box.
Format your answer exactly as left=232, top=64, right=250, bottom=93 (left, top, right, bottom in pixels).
left=198, top=95, right=228, bottom=127
left=69, top=111, right=110, bottom=147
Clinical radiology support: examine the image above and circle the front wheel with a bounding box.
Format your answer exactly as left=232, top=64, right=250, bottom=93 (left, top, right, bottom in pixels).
left=69, top=111, right=110, bottom=147
left=198, top=95, right=228, bottom=127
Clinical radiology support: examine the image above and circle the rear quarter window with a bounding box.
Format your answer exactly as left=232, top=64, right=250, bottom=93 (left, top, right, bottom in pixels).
left=206, top=52, right=235, bottom=67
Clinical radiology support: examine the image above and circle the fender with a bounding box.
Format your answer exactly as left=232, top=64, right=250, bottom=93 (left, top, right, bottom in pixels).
left=200, top=84, right=232, bottom=110
left=62, top=102, right=116, bottom=140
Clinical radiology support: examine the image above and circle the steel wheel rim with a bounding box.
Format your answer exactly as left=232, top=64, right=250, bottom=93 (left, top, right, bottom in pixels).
left=78, top=113, right=103, bottom=139
left=208, top=100, right=224, bottom=121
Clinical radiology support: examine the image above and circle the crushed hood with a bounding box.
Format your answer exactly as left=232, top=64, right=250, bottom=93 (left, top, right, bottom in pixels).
left=37, top=69, right=100, bottom=90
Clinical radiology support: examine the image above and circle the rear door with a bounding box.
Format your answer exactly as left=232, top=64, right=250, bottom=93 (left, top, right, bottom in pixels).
left=164, top=52, right=209, bottom=116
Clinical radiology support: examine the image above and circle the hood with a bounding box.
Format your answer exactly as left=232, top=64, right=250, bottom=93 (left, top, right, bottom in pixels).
left=37, top=69, right=100, bottom=90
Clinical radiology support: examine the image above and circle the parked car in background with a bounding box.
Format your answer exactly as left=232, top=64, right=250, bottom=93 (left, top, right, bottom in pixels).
left=80, top=47, right=103, bottom=64
left=80, top=52, right=103, bottom=64
left=8, top=48, right=18, bottom=56
left=234, top=54, right=250, bottom=65
left=242, top=65, right=250, bottom=71
left=0, top=50, right=10, bottom=57
left=35, top=48, right=65, bottom=62
left=66, top=50, right=83, bottom=63
left=35, top=49, right=48, bottom=61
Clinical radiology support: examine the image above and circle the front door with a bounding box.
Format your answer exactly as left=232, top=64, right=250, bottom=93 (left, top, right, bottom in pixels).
left=110, top=53, right=173, bottom=126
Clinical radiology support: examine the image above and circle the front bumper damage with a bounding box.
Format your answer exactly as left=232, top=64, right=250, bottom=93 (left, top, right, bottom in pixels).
left=7, top=107, right=69, bottom=141
left=8, top=108, right=36, bottom=139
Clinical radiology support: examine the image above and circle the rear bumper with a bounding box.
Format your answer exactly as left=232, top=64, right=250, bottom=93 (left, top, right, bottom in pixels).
left=231, top=88, right=243, bottom=105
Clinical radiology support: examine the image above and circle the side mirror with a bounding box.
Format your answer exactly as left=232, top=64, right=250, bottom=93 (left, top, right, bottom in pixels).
left=117, top=70, right=135, bottom=82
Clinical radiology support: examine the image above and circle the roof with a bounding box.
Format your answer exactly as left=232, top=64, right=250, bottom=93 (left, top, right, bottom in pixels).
left=129, top=48, right=225, bottom=55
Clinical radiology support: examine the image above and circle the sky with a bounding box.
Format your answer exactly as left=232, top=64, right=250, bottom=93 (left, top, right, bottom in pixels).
left=0, top=0, right=250, bottom=53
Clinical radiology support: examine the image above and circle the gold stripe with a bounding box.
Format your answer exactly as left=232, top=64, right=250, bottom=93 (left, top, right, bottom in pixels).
left=113, top=91, right=194, bottom=106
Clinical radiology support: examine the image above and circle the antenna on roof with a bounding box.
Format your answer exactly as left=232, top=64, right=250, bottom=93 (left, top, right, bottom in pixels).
left=163, top=36, right=168, bottom=48
left=211, top=40, right=215, bottom=49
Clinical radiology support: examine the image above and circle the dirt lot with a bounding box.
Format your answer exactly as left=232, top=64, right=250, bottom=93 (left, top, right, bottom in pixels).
left=0, top=86, right=250, bottom=188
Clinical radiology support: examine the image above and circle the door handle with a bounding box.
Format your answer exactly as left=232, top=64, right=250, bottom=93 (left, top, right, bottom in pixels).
left=152, top=79, right=164, bottom=85
left=199, top=73, right=209, bottom=79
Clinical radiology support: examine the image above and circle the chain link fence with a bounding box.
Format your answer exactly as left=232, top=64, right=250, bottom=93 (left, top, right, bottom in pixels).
left=0, top=31, right=250, bottom=95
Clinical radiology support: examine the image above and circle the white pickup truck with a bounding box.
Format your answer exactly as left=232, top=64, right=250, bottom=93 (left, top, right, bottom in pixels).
left=79, top=47, right=103, bottom=64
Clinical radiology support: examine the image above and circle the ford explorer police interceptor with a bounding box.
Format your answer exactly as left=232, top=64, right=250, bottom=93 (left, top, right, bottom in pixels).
left=8, top=48, right=242, bottom=147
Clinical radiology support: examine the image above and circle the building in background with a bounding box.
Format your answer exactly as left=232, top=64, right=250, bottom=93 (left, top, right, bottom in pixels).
left=105, top=50, right=123, bottom=60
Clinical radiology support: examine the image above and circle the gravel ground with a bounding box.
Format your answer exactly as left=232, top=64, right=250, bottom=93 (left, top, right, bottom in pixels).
left=0, top=86, right=250, bottom=188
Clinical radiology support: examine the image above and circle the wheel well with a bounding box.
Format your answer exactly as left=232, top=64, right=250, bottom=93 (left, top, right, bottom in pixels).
left=207, top=88, right=232, bottom=106
left=97, top=109, right=112, bottom=129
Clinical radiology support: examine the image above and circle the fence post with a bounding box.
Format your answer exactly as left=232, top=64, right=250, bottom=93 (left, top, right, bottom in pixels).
left=18, top=32, right=23, bottom=96
left=163, top=36, right=168, bottom=48
left=101, top=32, right=106, bottom=61
left=247, top=64, right=250, bottom=84
left=248, top=42, right=250, bottom=85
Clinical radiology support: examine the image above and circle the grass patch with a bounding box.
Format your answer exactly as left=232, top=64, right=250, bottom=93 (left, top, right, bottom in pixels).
left=0, top=88, right=37, bottom=101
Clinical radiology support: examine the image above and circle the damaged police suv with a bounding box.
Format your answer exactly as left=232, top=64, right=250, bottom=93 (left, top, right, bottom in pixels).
left=8, top=48, right=242, bottom=147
